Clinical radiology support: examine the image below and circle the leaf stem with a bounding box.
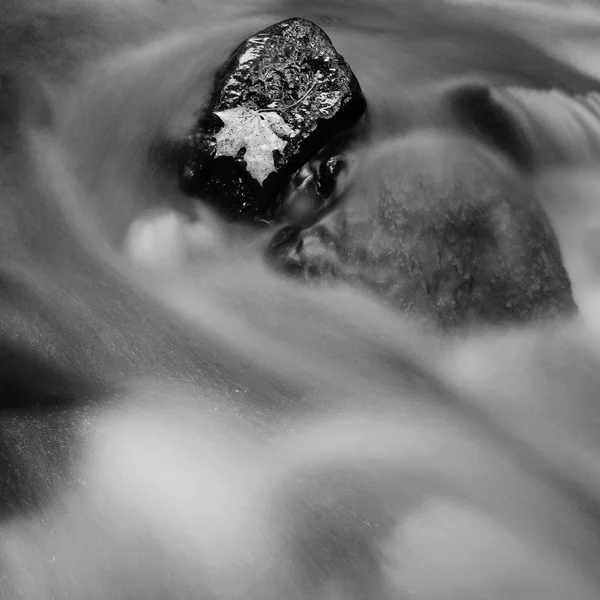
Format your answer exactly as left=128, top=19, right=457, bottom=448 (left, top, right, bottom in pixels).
left=259, top=81, right=318, bottom=114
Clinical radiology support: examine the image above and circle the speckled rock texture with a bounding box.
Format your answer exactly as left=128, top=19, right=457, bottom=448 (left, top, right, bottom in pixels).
left=178, top=18, right=366, bottom=220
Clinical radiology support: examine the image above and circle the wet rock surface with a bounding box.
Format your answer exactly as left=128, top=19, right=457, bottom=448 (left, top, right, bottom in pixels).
left=179, top=18, right=366, bottom=221
left=268, top=135, right=577, bottom=332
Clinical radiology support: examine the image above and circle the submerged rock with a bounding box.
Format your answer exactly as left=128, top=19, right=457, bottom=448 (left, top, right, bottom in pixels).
left=267, top=134, right=577, bottom=332
left=179, top=17, right=366, bottom=220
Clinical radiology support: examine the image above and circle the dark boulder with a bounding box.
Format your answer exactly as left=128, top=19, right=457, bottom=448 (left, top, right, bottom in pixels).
left=178, top=18, right=366, bottom=221
left=267, top=134, right=577, bottom=332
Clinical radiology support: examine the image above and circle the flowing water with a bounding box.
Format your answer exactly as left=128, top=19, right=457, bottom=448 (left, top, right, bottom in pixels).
left=3, top=1, right=600, bottom=598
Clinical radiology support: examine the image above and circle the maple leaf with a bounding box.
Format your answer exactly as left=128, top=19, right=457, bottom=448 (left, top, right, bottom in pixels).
left=213, top=107, right=295, bottom=185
